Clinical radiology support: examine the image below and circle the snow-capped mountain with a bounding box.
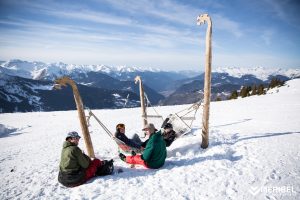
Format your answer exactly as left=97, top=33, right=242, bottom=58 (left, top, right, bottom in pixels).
left=213, top=66, right=300, bottom=81
left=0, top=74, right=141, bottom=113
left=0, top=59, right=187, bottom=93
left=161, top=72, right=292, bottom=105
left=0, top=59, right=162, bottom=80
left=2, top=60, right=300, bottom=81
left=1, top=59, right=300, bottom=112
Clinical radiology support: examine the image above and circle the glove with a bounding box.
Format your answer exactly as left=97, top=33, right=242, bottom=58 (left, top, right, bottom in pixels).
left=119, top=153, right=126, bottom=161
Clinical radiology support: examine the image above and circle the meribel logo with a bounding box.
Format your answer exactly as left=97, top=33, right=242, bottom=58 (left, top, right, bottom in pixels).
left=249, top=184, right=297, bottom=197
left=248, top=185, right=261, bottom=196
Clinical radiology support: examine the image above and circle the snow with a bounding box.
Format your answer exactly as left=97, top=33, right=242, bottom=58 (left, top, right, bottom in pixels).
left=30, top=84, right=53, bottom=91
left=32, top=68, right=47, bottom=80
left=0, top=79, right=300, bottom=199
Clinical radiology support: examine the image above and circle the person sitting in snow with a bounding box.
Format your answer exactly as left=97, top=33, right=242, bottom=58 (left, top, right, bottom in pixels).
left=119, top=123, right=167, bottom=169
left=58, top=131, right=114, bottom=187
left=161, top=123, right=177, bottom=147
left=114, top=123, right=143, bottom=149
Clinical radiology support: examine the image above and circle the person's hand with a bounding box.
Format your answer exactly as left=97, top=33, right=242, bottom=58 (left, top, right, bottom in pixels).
left=119, top=153, right=126, bottom=161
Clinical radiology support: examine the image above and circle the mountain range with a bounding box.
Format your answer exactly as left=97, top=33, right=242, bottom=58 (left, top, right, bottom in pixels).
left=1, top=59, right=299, bottom=113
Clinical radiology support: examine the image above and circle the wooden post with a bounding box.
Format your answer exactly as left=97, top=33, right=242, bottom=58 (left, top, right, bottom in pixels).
left=134, top=76, right=148, bottom=127
left=197, top=14, right=212, bottom=149
left=54, top=76, right=95, bottom=158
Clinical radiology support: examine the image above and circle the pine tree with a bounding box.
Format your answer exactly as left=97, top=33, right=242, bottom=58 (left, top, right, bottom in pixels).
left=258, top=84, right=265, bottom=95
left=251, top=84, right=257, bottom=95
left=269, top=78, right=285, bottom=89
left=229, top=90, right=238, bottom=99
left=247, top=86, right=252, bottom=97
left=240, top=86, right=248, bottom=98
left=216, top=96, right=222, bottom=101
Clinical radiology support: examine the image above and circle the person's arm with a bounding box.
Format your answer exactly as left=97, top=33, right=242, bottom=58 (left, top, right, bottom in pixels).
left=141, top=140, right=154, bottom=161
left=141, top=139, right=148, bottom=148
left=75, top=147, right=91, bottom=169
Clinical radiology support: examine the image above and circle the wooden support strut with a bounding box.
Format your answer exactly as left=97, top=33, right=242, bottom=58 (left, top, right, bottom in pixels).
left=197, top=14, right=212, bottom=149
left=134, top=76, right=148, bottom=127
left=54, top=76, right=95, bottom=158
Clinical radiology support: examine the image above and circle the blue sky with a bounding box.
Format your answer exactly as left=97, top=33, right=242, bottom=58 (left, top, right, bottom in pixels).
left=0, top=0, right=299, bottom=71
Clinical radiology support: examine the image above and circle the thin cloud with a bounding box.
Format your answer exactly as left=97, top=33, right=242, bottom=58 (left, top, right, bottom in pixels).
left=45, top=9, right=134, bottom=26
left=213, top=14, right=243, bottom=38
left=261, top=29, right=274, bottom=45
left=102, top=0, right=201, bottom=26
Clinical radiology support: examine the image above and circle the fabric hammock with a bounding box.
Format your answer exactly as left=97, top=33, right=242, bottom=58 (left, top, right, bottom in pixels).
left=86, top=109, right=143, bottom=154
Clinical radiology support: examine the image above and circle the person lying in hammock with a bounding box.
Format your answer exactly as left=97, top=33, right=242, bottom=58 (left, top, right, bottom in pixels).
left=114, top=123, right=143, bottom=149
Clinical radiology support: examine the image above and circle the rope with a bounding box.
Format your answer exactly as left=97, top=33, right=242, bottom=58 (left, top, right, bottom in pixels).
left=189, top=102, right=202, bottom=127
left=172, top=99, right=203, bottom=129
left=87, top=109, right=114, bottom=138
left=86, top=108, right=142, bottom=154
left=144, top=92, right=164, bottom=121
left=175, top=100, right=202, bottom=116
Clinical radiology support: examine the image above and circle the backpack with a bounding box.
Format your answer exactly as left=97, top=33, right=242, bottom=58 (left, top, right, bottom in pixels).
left=96, top=159, right=114, bottom=176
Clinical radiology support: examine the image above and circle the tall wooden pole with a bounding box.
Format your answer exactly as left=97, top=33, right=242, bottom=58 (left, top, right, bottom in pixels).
left=54, top=76, right=95, bottom=158
left=197, top=14, right=212, bottom=149
left=134, top=76, right=148, bottom=127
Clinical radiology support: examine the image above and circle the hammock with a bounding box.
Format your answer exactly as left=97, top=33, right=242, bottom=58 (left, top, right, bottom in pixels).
left=144, top=90, right=203, bottom=137
left=86, top=109, right=142, bottom=154
left=164, top=100, right=202, bottom=137
left=143, top=91, right=202, bottom=136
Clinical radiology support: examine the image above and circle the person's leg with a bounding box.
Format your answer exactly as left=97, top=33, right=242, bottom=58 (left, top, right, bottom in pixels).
left=131, top=134, right=142, bottom=145
left=125, top=155, right=148, bottom=168
left=84, top=159, right=102, bottom=181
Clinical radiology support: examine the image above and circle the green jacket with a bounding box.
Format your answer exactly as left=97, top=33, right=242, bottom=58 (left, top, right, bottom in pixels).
left=59, top=141, right=91, bottom=172
left=142, top=130, right=167, bottom=169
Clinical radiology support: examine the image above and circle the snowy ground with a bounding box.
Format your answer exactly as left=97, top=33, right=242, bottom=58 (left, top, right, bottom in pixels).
left=0, top=79, right=299, bottom=200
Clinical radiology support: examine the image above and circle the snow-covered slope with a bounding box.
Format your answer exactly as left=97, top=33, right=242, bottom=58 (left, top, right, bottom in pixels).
left=213, top=66, right=300, bottom=81
left=0, top=79, right=299, bottom=199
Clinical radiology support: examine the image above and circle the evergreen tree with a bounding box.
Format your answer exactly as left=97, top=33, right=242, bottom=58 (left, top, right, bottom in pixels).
left=269, top=78, right=285, bottom=89
left=251, top=84, right=257, bottom=95
left=240, top=86, right=249, bottom=98
left=258, top=84, right=265, bottom=95
left=229, top=90, right=238, bottom=99
left=247, top=86, right=252, bottom=97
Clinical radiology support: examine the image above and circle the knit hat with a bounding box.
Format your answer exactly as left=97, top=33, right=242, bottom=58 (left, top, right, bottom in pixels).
left=142, top=123, right=156, bottom=133
left=66, top=131, right=81, bottom=140
left=164, top=123, right=173, bottom=129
